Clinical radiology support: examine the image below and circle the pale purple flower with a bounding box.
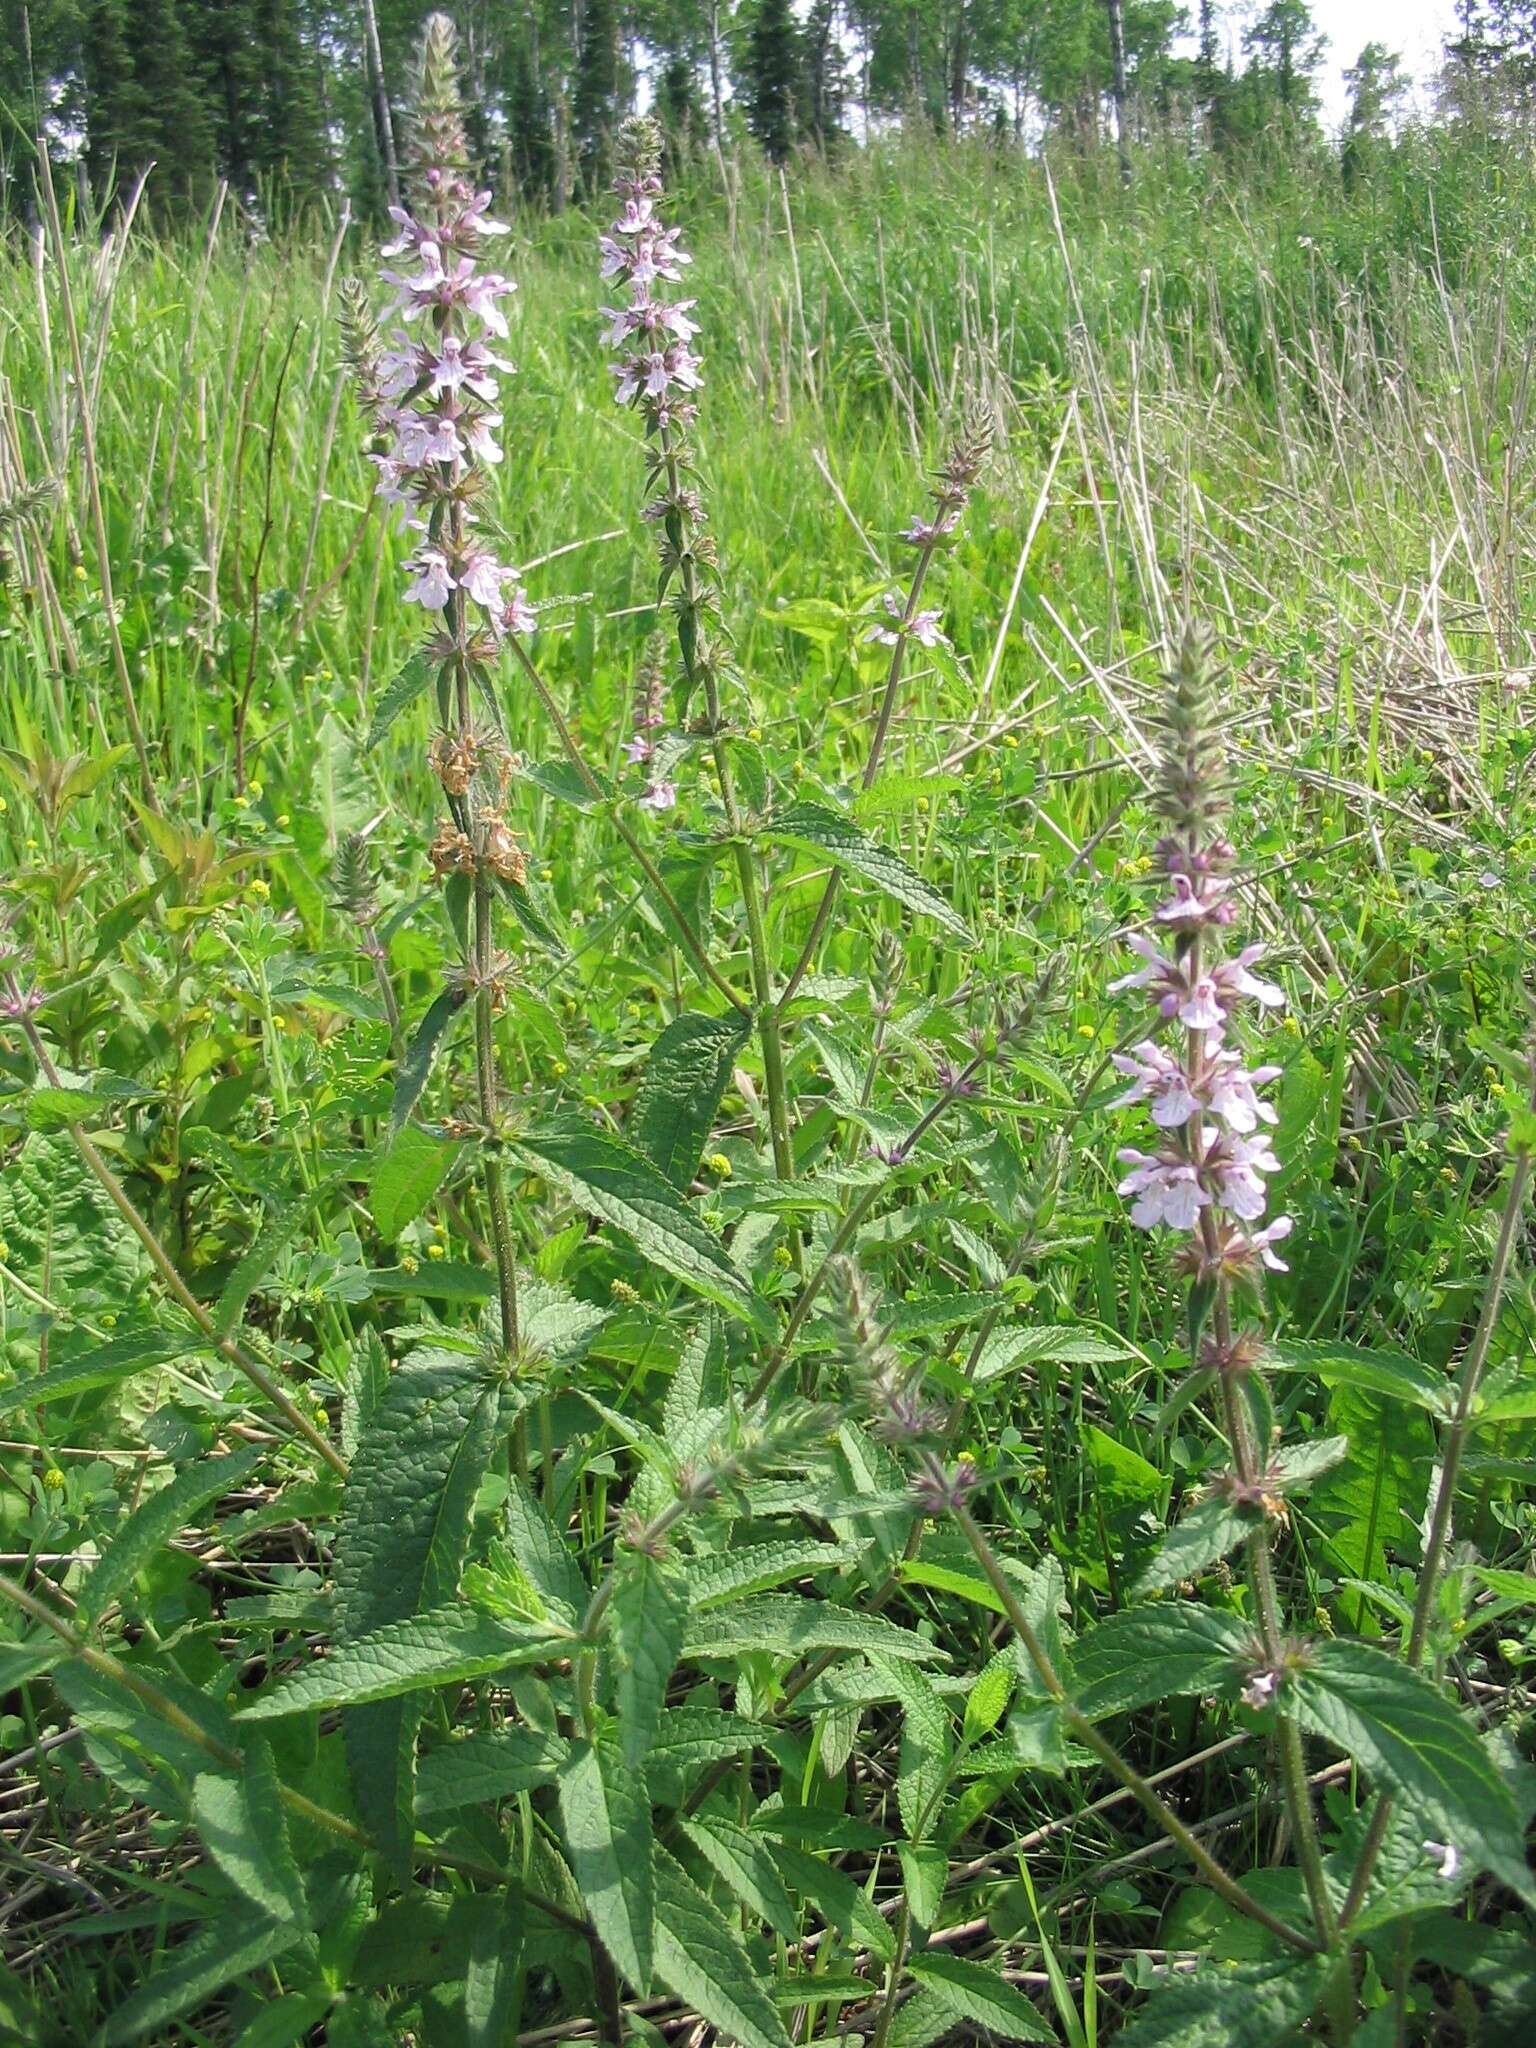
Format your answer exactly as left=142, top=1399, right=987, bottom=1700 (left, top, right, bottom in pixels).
left=457, top=190, right=509, bottom=240
left=865, top=591, right=948, bottom=649
left=1204, top=1046, right=1282, bottom=1134
left=390, top=408, right=461, bottom=468
left=498, top=587, right=536, bottom=637
left=1204, top=1130, right=1280, bottom=1222
left=1155, top=870, right=1235, bottom=928
left=1111, top=1041, right=1200, bottom=1128
left=1247, top=1216, right=1294, bottom=1271
left=1111, top=934, right=1282, bottom=1029
left=1117, top=1149, right=1211, bottom=1231
left=403, top=549, right=453, bottom=609
left=1241, top=1668, right=1280, bottom=1710
left=624, top=735, right=654, bottom=764
left=903, top=512, right=960, bottom=546
left=458, top=550, right=512, bottom=610
left=1422, top=1840, right=1460, bottom=1882
left=381, top=206, right=436, bottom=259
left=639, top=779, right=678, bottom=812
left=463, top=412, right=504, bottom=466
left=1212, top=946, right=1285, bottom=1012
left=427, top=335, right=509, bottom=400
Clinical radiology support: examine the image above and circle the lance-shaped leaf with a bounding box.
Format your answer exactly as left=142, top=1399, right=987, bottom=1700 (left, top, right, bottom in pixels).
left=79, top=1445, right=260, bottom=1623
left=611, top=1551, right=686, bottom=1768
left=652, top=1845, right=793, bottom=2048
left=371, top=1123, right=459, bottom=1240
left=1072, top=1603, right=1250, bottom=1720
left=764, top=801, right=971, bottom=941
left=191, top=1738, right=307, bottom=1925
left=391, top=986, right=467, bottom=1131
left=0, top=1330, right=189, bottom=1416
left=906, top=1954, right=1055, bottom=2041
left=514, top=1116, right=771, bottom=1332
left=366, top=647, right=437, bottom=751
left=558, top=1735, right=655, bottom=1992
left=333, top=1355, right=505, bottom=1869
left=237, top=1610, right=562, bottom=1720
left=1290, top=1639, right=1534, bottom=1903
left=629, top=1009, right=750, bottom=1190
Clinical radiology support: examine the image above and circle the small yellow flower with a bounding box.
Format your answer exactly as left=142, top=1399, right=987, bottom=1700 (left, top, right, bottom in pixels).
left=249, top=780, right=263, bottom=799
left=610, top=1278, right=640, bottom=1305
left=250, top=878, right=270, bottom=900
left=748, top=726, right=763, bottom=742
left=401, top=1252, right=420, bottom=1274
left=1000, top=733, right=1019, bottom=750
left=43, top=1467, right=66, bottom=1490
left=427, top=1243, right=445, bottom=1260
left=772, top=1244, right=793, bottom=1269
left=1077, top=1023, right=1095, bottom=1039
left=1440, top=1166, right=1457, bottom=1185
left=275, top=813, right=290, bottom=828
left=1281, top=1015, right=1301, bottom=1036
left=232, top=794, right=250, bottom=810
left=705, top=1152, right=732, bottom=1179
left=552, top=1060, right=566, bottom=1077
left=915, top=796, right=929, bottom=812
left=74, top=564, right=87, bottom=580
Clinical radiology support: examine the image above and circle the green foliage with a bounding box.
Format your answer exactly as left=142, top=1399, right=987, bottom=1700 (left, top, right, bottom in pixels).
left=4, top=43, right=1536, bottom=2046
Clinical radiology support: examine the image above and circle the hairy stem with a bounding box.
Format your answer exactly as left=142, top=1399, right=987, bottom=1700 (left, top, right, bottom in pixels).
left=952, top=1503, right=1318, bottom=1955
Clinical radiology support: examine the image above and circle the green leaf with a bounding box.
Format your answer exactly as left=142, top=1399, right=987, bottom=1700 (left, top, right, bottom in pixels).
left=1267, top=1338, right=1447, bottom=1412
left=765, top=801, right=971, bottom=940
left=881, top=1656, right=950, bottom=1841
left=391, top=987, right=466, bottom=1132
left=963, top=1650, right=1015, bottom=1743
left=682, top=1594, right=946, bottom=1665
left=1112, top=1957, right=1330, bottom=2046
left=214, top=1179, right=340, bottom=1337
left=463, top=1883, right=525, bottom=2048
left=1290, top=1639, right=1533, bottom=1901
left=335, top=1353, right=504, bottom=1870
left=1311, top=1387, right=1434, bottom=1626
left=237, top=1610, right=562, bottom=1720
left=653, top=1845, right=794, bottom=2048
left=503, top=1479, right=589, bottom=1621
left=683, top=1540, right=849, bottom=1609
left=229, top=1991, right=334, bottom=2048
left=1136, top=1495, right=1256, bottom=1595
left=367, top=648, right=437, bottom=751
left=629, top=1010, right=750, bottom=1190
left=514, top=1116, right=771, bottom=1332
left=191, top=1738, right=307, bottom=1924
left=896, top=1842, right=947, bottom=1930
left=771, top=1842, right=896, bottom=1961
left=1072, top=1604, right=1249, bottom=1720
left=611, top=1551, right=686, bottom=1768
left=0, top=1330, right=185, bottom=1416
left=679, top=1812, right=799, bottom=1938
left=415, top=1727, right=569, bottom=1817
left=906, top=1953, right=1055, bottom=2040
left=558, top=1735, right=655, bottom=1992
left=99, top=1912, right=305, bottom=2045
left=643, top=1707, right=771, bottom=1800
left=370, top=1124, right=458, bottom=1240
left=79, top=1445, right=260, bottom=1623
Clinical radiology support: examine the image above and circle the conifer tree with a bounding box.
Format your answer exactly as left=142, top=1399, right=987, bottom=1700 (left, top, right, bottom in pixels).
left=744, top=0, right=802, bottom=161
left=573, top=0, right=622, bottom=194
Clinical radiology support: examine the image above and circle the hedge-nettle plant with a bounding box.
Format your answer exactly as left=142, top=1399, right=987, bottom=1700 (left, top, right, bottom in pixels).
left=6, top=16, right=1536, bottom=2048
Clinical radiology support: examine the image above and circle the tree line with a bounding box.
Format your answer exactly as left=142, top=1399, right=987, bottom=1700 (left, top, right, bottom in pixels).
left=4, top=2, right=1536, bottom=225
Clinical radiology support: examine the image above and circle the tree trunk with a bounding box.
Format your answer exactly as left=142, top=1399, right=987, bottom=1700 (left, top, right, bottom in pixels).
left=1104, top=0, right=1131, bottom=184
left=361, top=0, right=399, bottom=207
left=708, top=1, right=724, bottom=138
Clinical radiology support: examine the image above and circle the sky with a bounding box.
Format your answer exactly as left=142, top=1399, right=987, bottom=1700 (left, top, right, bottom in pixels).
left=1239, top=1, right=1463, bottom=127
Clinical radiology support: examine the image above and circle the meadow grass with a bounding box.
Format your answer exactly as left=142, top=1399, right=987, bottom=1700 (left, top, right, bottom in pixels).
left=0, top=124, right=1534, bottom=2041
